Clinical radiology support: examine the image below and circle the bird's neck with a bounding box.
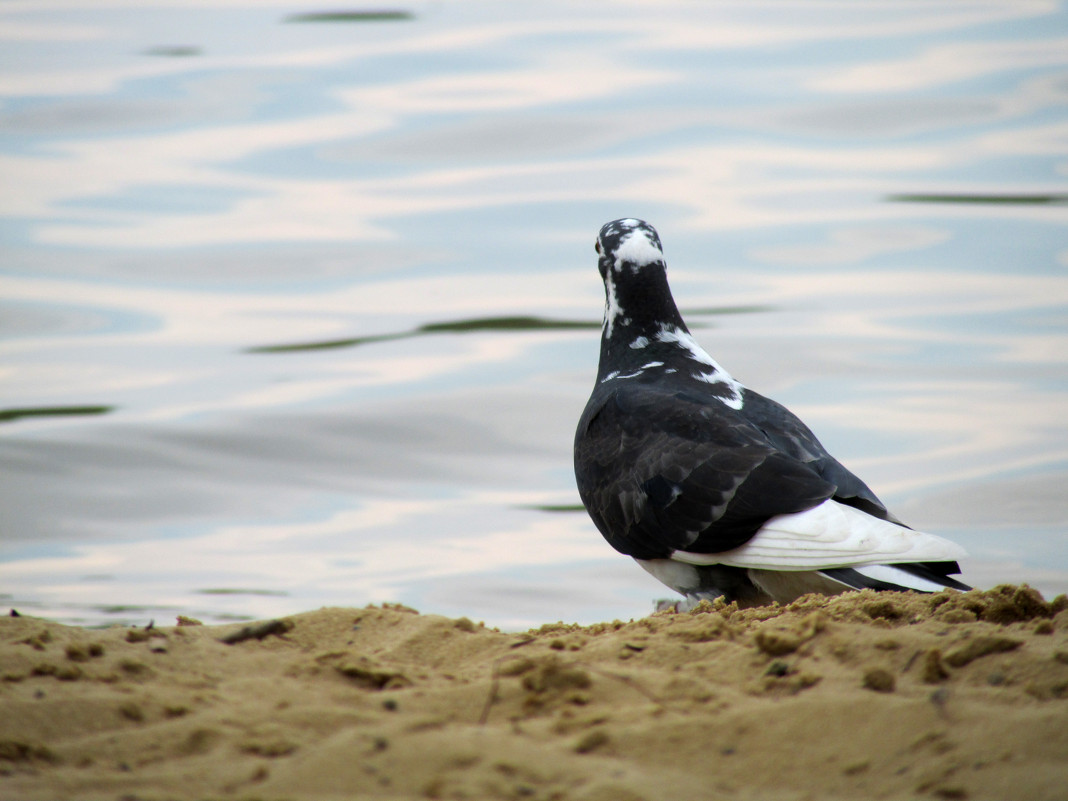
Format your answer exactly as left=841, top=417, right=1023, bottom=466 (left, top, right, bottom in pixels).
left=597, top=266, right=688, bottom=378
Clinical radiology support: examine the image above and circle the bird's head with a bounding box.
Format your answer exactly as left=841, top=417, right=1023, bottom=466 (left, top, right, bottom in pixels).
left=595, top=218, right=665, bottom=281
left=594, top=218, right=685, bottom=343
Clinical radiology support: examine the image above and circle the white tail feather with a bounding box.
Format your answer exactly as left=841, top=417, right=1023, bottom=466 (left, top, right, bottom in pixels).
left=846, top=564, right=956, bottom=593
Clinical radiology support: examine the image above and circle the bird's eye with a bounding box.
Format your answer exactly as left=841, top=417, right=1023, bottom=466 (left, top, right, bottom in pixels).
left=595, top=240, right=602, bottom=255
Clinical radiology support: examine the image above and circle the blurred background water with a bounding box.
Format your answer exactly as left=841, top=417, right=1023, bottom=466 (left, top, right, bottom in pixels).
left=1, top=0, right=1067, bottom=629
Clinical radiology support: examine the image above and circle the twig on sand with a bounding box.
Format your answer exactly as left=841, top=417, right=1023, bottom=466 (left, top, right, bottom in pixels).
left=219, top=618, right=294, bottom=645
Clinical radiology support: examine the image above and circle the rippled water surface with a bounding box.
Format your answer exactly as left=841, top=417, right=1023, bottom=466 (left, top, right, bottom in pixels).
left=2, top=0, right=1067, bottom=628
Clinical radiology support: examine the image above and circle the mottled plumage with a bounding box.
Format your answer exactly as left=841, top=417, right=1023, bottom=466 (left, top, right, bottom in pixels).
left=574, top=218, right=969, bottom=608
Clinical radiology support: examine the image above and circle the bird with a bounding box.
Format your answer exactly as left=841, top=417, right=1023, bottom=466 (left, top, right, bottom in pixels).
left=573, top=218, right=971, bottom=609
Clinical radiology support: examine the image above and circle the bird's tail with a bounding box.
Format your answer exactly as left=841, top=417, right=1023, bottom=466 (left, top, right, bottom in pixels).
left=819, top=561, right=971, bottom=593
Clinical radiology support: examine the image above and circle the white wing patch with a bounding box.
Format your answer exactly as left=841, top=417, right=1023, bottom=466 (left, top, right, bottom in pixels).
left=670, top=499, right=966, bottom=571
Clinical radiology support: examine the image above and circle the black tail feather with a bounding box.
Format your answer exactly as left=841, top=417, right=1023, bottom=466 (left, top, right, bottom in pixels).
left=822, top=561, right=971, bottom=593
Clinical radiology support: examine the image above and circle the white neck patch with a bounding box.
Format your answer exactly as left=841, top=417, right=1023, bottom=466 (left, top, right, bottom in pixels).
left=603, top=267, right=622, bottom=339
left=656, top=325, right=720, bottom=369
left=656, top=325, right=745, bottom=409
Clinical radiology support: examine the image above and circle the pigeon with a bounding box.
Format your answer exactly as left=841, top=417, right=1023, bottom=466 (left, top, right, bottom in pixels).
left=574, top=218, right=970, bottom=609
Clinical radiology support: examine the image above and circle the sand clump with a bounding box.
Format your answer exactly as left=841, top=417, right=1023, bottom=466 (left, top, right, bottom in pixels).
left=1, top=585, right=1066, bottom=801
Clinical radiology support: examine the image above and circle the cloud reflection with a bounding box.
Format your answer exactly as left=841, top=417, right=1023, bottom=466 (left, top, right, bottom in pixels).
left=0, top=491, right=619, bottom=629
left=2, top=3, right=1064, bottom=247
left=2, top=0, right=1066, bottom=626
left=810, top=36, right=1068, bottom=93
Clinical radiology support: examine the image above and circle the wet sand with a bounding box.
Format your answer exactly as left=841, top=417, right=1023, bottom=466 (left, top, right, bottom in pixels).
left=2, top=585, right=1067, bottom=801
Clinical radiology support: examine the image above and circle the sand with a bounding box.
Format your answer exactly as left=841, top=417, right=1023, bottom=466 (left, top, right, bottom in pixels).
left=2, top=585, right=1067, bottom=801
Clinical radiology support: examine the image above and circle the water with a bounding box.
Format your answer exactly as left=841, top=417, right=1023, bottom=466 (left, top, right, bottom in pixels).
left=2, top=0, right=1067, bottom=629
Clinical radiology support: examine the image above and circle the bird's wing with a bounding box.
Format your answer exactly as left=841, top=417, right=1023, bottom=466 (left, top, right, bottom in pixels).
left=671, top=499, right=966, bottom=570
left=737, top=389, right=897, bottom=521
left=574, top=383, right=838, bottom=560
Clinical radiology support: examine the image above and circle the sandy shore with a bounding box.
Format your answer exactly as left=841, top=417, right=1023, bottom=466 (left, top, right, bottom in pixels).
left=2, top=585, right=1067, bottom=801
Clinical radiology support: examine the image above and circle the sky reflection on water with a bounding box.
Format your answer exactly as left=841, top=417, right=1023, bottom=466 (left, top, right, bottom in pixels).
left=1, top=0, right=1067, bottom=628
